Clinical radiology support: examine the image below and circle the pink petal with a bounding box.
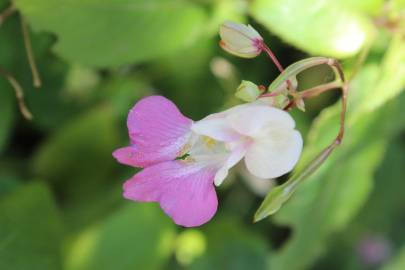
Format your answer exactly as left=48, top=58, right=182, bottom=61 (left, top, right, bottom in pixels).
left=112, top=146, right=138, bottom=167
left=119, top=96, right=193, bottom=167
left=123, top=161, right=218, bottom=227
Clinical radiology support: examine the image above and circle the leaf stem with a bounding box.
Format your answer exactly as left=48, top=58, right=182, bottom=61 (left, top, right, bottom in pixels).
left=0, top=67, right=33, bottom=120
left=21, top=15, right=42, bottom=88
left=300, top=81, right=342, bottom=99
left=261, top=43, right=285, bottom=73
left=0, top=3, right=16, bottom=26
left=329, top=59, right=348, bottom=143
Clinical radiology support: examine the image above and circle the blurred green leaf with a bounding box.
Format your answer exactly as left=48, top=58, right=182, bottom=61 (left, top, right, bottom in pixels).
left=0, top=182, right=64, bottom=270
left=190, top=218, right=270, bottom=270
left=99, top=75, right=151, bottom=119
left=341, top=0, right=384, bottom=15
left=14, top=0, right=207, bottom=67
left=355, top=136, right=405, bottom=237
left=357, top=35, right=405, bottom=113
left=0, top=82, right=15, bottom=153
left=150, top=38, right=224, bottom=119
left=383, top=245, right=405, bottom=270
left=32, top=106, right=121, bottom=199
left=205, top=0, right=246, bottom=35
left=64, top=203, right=175, bottom=270
left=313, top=133, right=405, bottom=270
left=0, top=10, right=74, bottom=131
left=250, top=0, right=375, bottom=57
left=270, top=140, right=385, bottom=270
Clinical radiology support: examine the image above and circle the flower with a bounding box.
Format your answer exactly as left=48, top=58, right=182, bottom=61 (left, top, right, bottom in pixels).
left=113, top=95, right=302, bottom=227
left=192, top=102, right=303, bottom=181
left=113, top=96, right=241, bottom=227
left=219, top=21, right=263, bottom=58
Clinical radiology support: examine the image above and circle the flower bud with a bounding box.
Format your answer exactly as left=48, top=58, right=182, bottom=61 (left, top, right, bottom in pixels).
left=235, top=80, right=263, bottom=102
left=258, top=95, right=290, bottom=109
left=219, top=21, right=263, bottom=58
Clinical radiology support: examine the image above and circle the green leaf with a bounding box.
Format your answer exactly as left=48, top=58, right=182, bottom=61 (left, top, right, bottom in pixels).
left=250, top=0, right=375, bottom=57
left=64, top=203, right=176, bottom=270
left=0, top=182, right=64, bottom=270
left=357, top=35, right=405, bottom=113
left=340, top=0, right=384, bottom=15
left=269, top=140, right=386, bottom=270
left=0, top=82, right=15, bottom=154
left=190, top=218, right=270, bottom=270
left=14, top=0, right=207, bottom=67
left=32, top=106, right=121, bottom=200
left=383, top=245, right=405, bottom=270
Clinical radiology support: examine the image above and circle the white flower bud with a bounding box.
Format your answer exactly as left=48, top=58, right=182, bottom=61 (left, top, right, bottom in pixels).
left=219, top=21, right=263, bottom=58
left=235, top=80, right=263, bottom=102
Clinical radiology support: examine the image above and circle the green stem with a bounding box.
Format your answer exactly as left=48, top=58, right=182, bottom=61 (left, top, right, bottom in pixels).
left=21, top=15, right=42, bottom=88
left=0, top=67, right=33, bottom=120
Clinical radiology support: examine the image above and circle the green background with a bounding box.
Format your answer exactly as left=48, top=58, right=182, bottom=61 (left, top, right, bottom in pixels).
left=0, top=0, right=404, bottom=269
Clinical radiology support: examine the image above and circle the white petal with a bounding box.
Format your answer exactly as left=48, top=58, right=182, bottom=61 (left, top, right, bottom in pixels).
left=245, top=129, right=303, bottom=179
left=226, top=104, right=296, bottom=137
left=214, top=140, right=249, bottom=186
left=192, top=112, right=241, bottom=142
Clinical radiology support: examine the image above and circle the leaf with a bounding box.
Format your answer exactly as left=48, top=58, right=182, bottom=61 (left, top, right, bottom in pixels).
left=382, top=245, right=405, bottom=270
left=190, top=218, right=270, bottom=270
left=14, top=0, right=207, bottom=67
left=269, top=140, right=386, bottom=270
left=64, top=203, right=176, bottom=270
left=340, top=0, right=384, bottom=15
left=357, top=35, right=405, bottom=113
left=0, top=82, right=15, bottom=154
left=306, top=135, right=405, bottom=270
left=250, top=0, right=375, bottom=57
left=0, top=182, right=64, bottom=270
left=32, top=106, right=121, bottom=200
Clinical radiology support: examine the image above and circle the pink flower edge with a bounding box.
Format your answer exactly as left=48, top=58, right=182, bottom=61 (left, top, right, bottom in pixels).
left=123, top=160, right=218, bottom=227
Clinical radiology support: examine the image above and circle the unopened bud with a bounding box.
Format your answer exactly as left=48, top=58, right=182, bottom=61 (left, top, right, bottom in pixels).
left=219, top=21, right=263, bottom=58
left=235, top=80, right=263, bottom=102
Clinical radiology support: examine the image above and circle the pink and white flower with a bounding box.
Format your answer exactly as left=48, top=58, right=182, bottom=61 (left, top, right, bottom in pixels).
left=113, top=95, right=302, bottom=227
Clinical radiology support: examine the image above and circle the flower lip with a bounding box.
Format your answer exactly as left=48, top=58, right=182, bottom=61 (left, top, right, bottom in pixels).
left=113, top=95, right=193, bottom=168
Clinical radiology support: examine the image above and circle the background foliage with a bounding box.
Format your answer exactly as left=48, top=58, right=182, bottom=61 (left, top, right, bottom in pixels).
left=0, top=0, right=404, bottom=269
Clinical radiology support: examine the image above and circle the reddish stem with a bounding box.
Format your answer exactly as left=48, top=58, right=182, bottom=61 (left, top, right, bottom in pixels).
left=260, top=43, right=284, bottom=73
left=260, top=42, right=295, bottom=94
